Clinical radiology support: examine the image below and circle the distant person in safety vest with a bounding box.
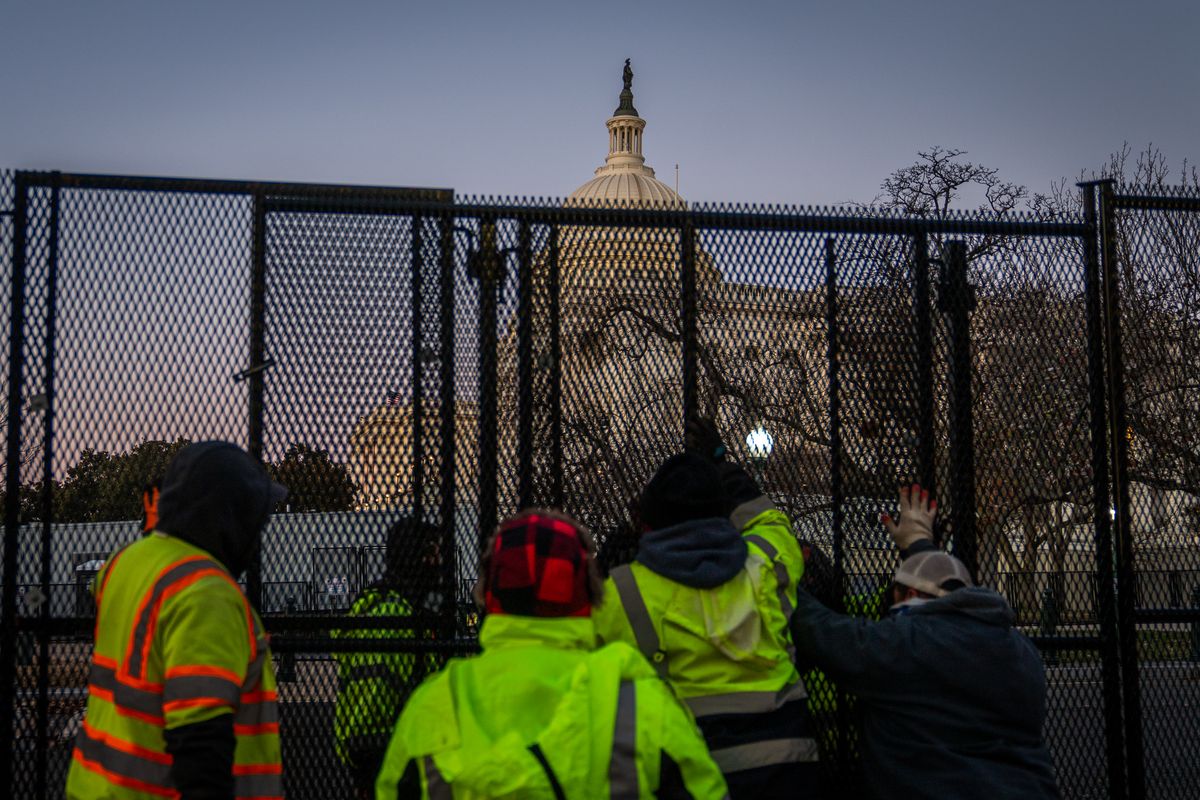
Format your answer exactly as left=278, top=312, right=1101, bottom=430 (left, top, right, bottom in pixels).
left=334, top=517, right=445, bottom=798
left=593, top=418, right=824, bottom=798
left=67, top=441, right=287, bottom=800
left=375, top=509, right=728, bottom=799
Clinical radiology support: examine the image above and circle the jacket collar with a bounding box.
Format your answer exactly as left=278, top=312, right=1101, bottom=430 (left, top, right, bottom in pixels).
left=478, top=614, right=598, bottom=653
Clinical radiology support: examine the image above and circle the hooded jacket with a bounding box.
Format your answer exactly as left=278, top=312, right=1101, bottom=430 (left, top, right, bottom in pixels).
left=595, top=501, right=821, bottom=798
left=156, top=441, right=283, bottom=577
left=791, top=586, right=1060, bottom=800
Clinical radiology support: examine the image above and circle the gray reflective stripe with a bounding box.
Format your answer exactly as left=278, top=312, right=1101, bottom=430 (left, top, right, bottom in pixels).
left=684, top=679, right=809, bottom=718
left=235, top=694, right=280, bottom=726
left=424, top=755, right=453, bottom=799
left=610, top=681, right=639, bottom=799
left=89, top=662, right=162, bottom=717
left=164, top=675, right=241, bottom=708
left=235, top=770, right=283, bottom=797
left=243, top=646, right=268, bottom=691
left=610, top=565, right=668, bottom=679
left=730, top=495, right=776, bottom=531
left=744, top=534, right=797, bottom=662
left=709, top=737, right=820, bottom=773
left=128, top=557, right=227, bottom=680
left=74, top=724, right=173, bottom=787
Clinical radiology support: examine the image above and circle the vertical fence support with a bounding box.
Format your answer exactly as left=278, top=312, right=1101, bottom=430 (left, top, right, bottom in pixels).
left=516, top=221, right=533, bottom=509
left=547, top=227, right=564, bottom=508
left=911, top=233, right=937, bottom=493
left=411, top=216, right=425, bottom=522
left=476, top=221, right=500, bottom=549
left=35, top=174, right=62, bottom=798
left=1080, top=182, right=1128, bottom=800
left=246, top=191, right=267, bottom=612
left=938, top=241, right=978, bottom=578
left=1098, top=181, right=1146, bottom=800
left=437, top=215, right=457, bottom=635
left=1, top=172, right=30, bottom=792
left=824, top=235, right=851, bottom=771
left=680, top=218, right=698, bottom=430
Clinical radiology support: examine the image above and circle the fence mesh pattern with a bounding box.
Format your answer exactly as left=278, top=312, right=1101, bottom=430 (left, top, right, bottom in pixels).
left=1, top=170, right=1197, bottom=799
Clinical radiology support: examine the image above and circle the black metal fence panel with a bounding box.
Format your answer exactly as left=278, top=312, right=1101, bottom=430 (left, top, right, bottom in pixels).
left=2, top=169, right=1196, bottom=799
left=1106, top=185, right=1200, bottom=800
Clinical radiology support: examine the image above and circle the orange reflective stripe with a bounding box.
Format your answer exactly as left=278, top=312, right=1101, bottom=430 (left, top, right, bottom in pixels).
left=234, top=763, right=283, bottom=775
left=165, top=663, right=243, bottom=684
left=163, top=697, right=235, bottom=714
left=83, top=721, right=171, bottom=764
left=240, top=690, right=278, bottom=704
left=234, top=722, right=280, bottom=736
left=124, top=556, right=215, bottom=678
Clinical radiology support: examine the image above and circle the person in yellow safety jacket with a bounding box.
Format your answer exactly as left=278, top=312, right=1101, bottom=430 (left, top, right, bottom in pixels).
left=593, top=418, right=824, bottom=799
left=66, top=441, right=287, bottom=800
left=334, top=518, right=444, bottom=799
left=375, top=509, right=729, bottom=799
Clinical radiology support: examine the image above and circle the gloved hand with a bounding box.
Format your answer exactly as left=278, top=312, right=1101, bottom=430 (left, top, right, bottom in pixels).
left=685, top=417, right=727, bottom=463
left=881, top=484, right=937, bottom=551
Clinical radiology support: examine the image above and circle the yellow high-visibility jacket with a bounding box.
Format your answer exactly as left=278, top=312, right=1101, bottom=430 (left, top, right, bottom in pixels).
left=593, top=499, right=819, bottom=780
left=66, top=533, right=281, bottom=800
left=375, top=614, right=728, bottom=799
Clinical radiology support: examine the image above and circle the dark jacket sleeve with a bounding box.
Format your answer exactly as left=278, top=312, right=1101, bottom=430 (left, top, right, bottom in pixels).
left=163, top=714, right=236, bottom=800
left=790, top=588, right=920, bottom=698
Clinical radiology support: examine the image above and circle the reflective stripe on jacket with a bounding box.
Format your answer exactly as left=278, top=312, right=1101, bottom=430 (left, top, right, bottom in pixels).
left=332, top=588, right=435, bottom=767
left=66, top=533, right=282, bottom=800
left=374, top=614, right=728, bottom=799
left=594, top=499, right=819, bottom=778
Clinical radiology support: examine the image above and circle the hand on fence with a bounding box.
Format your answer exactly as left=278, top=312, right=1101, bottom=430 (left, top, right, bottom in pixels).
left=685, top=417, right=727, bottom=463
left=882, top=484, right=937, bottom=551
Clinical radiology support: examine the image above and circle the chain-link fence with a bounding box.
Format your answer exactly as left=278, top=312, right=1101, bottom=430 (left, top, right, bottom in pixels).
left=1, top=170, right=1197, bottom=799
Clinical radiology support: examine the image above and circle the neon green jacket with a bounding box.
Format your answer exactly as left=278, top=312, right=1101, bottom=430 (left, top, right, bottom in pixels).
left=66, top=533, right=281, bottom=800
left=593, top=499, right=818, bottom=777
left=333, top=587, right=437, bottom=768
left=375, top=614, right=728, bottom=799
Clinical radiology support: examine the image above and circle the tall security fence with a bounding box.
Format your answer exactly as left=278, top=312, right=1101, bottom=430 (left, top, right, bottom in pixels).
left=1, top=170, right=1196, bottom=799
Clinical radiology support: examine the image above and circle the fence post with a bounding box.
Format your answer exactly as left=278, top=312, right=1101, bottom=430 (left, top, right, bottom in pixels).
left=680, top=217, right=698, bottom=430
left=938, top=241, right=977, bottom=578
left=475, top=220, right=501, bottom=551
left=516, top=220, right=533, bottom=509
left=246, top=190, right=267, bottom=613
left=410, top=215, right=425, bottom=521
left=1098, top=181, right=1146, bottom=800
left=35, top=173, right=62, bottom=798
left=911, top=232, right=937, bottom=494
left=547, top=226, right=564, bottom=508
left=437, top=215, right=458, bottom=636
left=1080, top=181, right=1128, bottom=800
left=1, top=173, right=31, bottom=792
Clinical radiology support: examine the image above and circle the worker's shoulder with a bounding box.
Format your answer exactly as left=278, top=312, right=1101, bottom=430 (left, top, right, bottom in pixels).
left=740, top=507, right=802, bottom=559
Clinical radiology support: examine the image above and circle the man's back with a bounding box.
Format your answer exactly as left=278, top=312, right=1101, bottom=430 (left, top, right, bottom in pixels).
left=793, top=587, right=1059, bottom=799
left=376, top=614, right=728, bottom=799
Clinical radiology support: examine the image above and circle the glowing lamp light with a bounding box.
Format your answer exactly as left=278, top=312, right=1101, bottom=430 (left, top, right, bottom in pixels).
left=745, top=425, right=774, bottom=463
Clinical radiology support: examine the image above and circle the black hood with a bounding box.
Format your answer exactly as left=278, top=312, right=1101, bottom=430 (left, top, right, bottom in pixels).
left=156, top=441, right=287, bottom=577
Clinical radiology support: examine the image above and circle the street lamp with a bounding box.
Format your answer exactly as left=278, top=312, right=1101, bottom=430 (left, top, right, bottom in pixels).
left=745, top=424, right=774, bottom=484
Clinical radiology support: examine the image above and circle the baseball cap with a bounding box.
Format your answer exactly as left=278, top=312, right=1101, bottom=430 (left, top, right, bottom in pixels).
left=893, top=550, right=974, bottom=597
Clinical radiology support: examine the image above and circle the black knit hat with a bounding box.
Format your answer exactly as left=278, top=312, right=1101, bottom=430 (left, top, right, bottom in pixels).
left=639, top=453, right=727, bottom=531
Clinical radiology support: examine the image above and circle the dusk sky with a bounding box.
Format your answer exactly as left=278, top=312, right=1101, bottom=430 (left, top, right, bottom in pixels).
left=3, top=1, right=1198, bottom=207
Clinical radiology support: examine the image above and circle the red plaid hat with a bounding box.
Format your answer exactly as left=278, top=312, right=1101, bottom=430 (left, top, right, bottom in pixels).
left=484, top=511, right=592, bottom=618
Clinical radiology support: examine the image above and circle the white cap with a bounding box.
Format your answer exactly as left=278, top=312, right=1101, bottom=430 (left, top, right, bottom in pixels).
left=893, top=551, right=974, bottom=597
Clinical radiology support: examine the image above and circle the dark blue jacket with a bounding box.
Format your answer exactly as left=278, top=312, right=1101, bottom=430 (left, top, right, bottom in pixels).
left=791, top=586, right=1060, bottom=800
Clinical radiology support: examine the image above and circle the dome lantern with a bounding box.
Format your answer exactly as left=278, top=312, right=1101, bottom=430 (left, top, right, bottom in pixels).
left=567, top=60, right=684, bottom=208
